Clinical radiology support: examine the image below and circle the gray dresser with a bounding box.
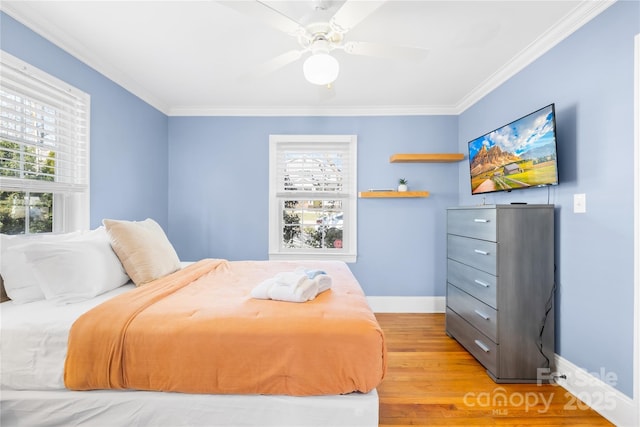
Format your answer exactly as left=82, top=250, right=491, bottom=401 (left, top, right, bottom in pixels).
left=445, top=204, right=555, bottom=383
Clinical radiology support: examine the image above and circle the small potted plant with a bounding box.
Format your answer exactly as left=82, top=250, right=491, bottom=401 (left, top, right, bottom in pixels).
left=398, top=178, right=408, bottom=192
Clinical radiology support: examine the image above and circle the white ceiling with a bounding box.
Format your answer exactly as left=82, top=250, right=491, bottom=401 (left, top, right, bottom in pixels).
left=1, top=1, right=614, bottom=116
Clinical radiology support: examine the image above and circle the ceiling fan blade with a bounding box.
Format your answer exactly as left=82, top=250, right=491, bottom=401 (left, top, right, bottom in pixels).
left=342, top=41, right=429, bottom=61
left=241, top=49, right=304, bottom=81
left=330, top=0, right=386, bottom=34
left=219, top=1, right=307, bottom=38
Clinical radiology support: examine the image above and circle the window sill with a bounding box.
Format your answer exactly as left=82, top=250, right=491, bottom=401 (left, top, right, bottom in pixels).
left=269, top=252, right=357, bottom=263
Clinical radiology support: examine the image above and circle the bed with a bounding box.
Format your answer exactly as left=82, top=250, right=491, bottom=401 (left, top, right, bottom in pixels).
left=0, top=219, right=386, bottom=426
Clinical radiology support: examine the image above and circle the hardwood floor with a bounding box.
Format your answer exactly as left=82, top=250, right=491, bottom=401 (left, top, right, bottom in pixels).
left=375, top=313, right=613, bottom=426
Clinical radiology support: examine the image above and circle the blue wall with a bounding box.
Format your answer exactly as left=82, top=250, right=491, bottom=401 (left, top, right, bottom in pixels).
left=3, top=0, right=637, bottom=398
left=458, top=1, right=638, bottom=397
left=167, top=115, right=459, bottom=296
left=0, top=12, right=170, bottom=230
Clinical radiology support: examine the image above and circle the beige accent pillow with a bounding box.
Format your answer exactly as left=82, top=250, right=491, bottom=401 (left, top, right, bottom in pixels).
left=103, top=218, right=181, bottom=286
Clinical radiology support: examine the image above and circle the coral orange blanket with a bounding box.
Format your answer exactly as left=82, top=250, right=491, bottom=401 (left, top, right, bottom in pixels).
left=64, top=259, right=386, bottom=396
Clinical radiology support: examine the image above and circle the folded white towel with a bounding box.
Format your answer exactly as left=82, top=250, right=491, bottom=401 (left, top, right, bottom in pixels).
left=273, top=271, right=308, bottom=288
left=250, top=269, right=332, bottom=303
left=268, top=278, right=319, bottom=303
left=315, top=275, right=332, bottom=294
left=296, top=278, right=320, bottom=301
left=250, top=278, right=277, bottom=300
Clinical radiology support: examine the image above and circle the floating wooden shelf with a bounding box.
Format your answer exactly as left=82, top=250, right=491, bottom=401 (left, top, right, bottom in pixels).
left=389, top=153, right=465, bottom=163
left=359, top=191, right=430, bottom=198
left=363, top=153, right=461, bottom=199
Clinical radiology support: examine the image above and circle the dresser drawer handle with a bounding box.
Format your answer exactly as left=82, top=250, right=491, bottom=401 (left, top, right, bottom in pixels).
left=474, top=340, right=490, bottom=353
left=474, top=309, right=490, bottom=320
left=473, top=218, right=489, bottom=223
left=474, top=249, right=489, bottom=255
left=474, top=279, right=490, bottom=288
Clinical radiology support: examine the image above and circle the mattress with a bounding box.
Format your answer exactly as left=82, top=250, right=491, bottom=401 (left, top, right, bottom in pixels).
left=1, top=389, right=379, bottom=426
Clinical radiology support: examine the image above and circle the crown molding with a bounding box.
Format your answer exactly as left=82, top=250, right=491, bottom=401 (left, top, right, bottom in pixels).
left=0, top=3, right=171, bottom=115
left=2, top=1, right=615, bottom=117
left=168, top=104, right=459, bottom=117
left=455, top=0, right=617, bottom=114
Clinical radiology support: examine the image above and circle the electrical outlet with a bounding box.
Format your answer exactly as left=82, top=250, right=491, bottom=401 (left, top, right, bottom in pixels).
left=573, top=193, right=586, bottom=213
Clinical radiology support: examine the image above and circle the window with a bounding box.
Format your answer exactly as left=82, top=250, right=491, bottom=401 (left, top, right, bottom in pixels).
left=0, top=51, right=90, bottom=235
left=269, top=134, right=357, bottom=262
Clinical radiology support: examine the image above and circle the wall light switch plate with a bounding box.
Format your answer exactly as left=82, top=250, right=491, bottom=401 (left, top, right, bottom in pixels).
left=574, top=193, right=586, bottom=213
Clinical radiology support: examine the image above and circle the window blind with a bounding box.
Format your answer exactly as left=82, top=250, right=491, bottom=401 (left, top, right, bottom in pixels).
left=0, top=52, right=89, bottom=194
left=275, top=141, right=351, bottom=197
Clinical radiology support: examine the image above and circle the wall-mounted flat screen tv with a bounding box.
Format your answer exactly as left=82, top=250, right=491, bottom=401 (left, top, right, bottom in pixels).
left=468, top=104, right=559, bottom=195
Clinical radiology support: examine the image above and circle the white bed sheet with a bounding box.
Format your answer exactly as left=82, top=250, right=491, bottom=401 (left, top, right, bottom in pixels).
left=0, top=271, right=379, bottom=426
left=1, top=283, right=136, bottom=390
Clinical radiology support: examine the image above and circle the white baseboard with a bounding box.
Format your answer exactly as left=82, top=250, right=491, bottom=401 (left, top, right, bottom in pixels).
left=554, top=354, right=638, bottom=427
left=367, top=296, right=445, bottom=313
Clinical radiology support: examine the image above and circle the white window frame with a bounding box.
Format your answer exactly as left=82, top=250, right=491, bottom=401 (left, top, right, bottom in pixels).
left=0, top=51, right=90, bottom=234
left=269, top=134, right=357, bottom=262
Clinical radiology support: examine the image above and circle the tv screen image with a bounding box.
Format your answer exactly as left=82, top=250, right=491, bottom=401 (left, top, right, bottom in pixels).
left=468, top=104, right=559, bottom=195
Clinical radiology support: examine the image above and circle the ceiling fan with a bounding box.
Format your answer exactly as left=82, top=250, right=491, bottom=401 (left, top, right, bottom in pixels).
left=220, top=0, right=429, bottom=86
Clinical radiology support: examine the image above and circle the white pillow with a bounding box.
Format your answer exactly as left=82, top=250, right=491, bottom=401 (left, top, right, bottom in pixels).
left=22, top=229, right=129, bottom=305
left=103, top=218, right=181, bottom=286
left=0, top=231, right=82, bottom=304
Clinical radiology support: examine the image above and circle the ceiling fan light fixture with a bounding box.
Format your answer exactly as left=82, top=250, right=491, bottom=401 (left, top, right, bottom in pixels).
left=303, top=52, right=339, bottom=85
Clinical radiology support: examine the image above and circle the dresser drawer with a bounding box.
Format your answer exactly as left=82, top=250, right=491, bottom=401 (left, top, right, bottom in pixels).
left=446, top=308, right=498, bottom=375
left=447, top=208, right=496, bottom=241
left=447, top=234, right=497, bottom=274
left=447, top=284, right=497, bottom=341
left=447, top=259, right=497, bottom=308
